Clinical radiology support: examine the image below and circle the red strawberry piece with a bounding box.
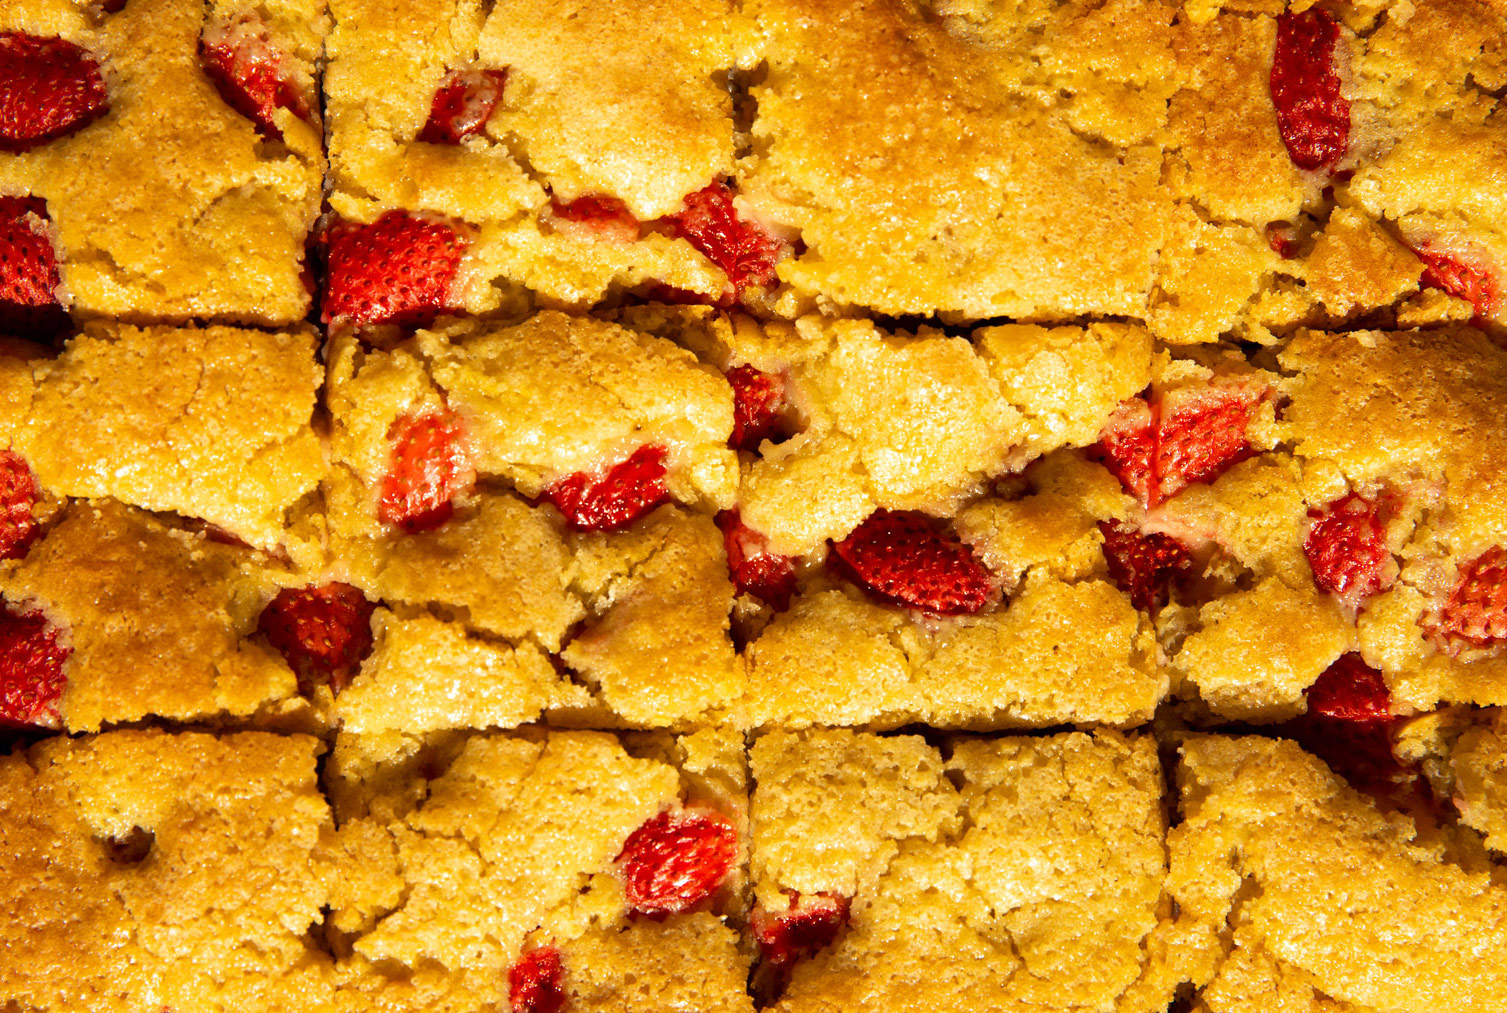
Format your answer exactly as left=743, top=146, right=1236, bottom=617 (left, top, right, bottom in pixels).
left=727, top=364, right=786, bottom=452
left=417, top=68, right=508, bottom=145
left=543, top=445, right=669, bottom=533
left=667, top=182, right=787, bottom=300
left=0, top=449, right=40, bottom=561
left=548, top=193, right=641, bottom=244
left=1283, top=712, right=1409, bottom=795
left=752, top=892, right=850, bottom=969
left=1304, top=493, right=1389, bottom=605
left=1092, top=398, right=1157, bottom=506
left=0, top=195, right=69, bottom=340
left=718, top=511, right=798, bottom=611
left=830, top=509, right=997, bottom=615
left=0, top=605, right=70, bottom=729
left=1432, top=546, right=1507, bottom=647
left=617, top=808, right=738, bottom=919
left=1098, top=520, right=1193, bottom=613
left=1155, top=385, right=1261, bottom=501
left=1415, top=244, right=1500, bottom=322
left=322, top=211, right=468, bottom=328
left=1266, top=223, right=1299, bottom=259
left=508, top=946, right=566, bottom=1013
left=257, top=582, right=376, bottom=693
left=0, top=32, right=108, bottom=152
left=200, top=14, right=309, bottom=141
left=1305, top=652, right=1390, bottom=720
left=1270, top=8, right=1350, bottom=173
left=379, top=409, right=473, bottom=533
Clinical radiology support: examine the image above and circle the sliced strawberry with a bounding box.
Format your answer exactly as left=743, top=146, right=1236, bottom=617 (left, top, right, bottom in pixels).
left=0, top=32, right=108, bottom=152
left=1270, top=8, right=1350, bottom=173
left=1304, top=493, right=1389, bottom=605
left=543, top=445, right=669, bottom=533
left=0, top=194, right=69, bottom=340
left=0, top=449, right=41, bottom=561
left=830, top=509, right=996, bottom=615
left=1092, top=398, right=1157, bottom=506
left=548, top=193, right=641, bottom=244
left=1305, top=652, right=1390, bottom=720
left=1415, top=244, right=1500, bottom=322
left=378, top=409, right=473, bottom=533
left=1283, top=713, right=1409, bottom=794
left=1094, top=385, right=1263, bottom=508
left=1432, top=546, right=1507, bottom=647
left=417, top=68, right=508, bottom=145
left=1098, top=521, right=1192, bottom=614
left=617, top=808, right=738, bottom=919
left=667, top=182, right=786, bottom=300
left=752, top=892, right=850, bottom=969
left=200, top=14, right=309, bottom=141
left=718, top=511, right=798, bottom=611
left=727, top=364, right=786, bottom=452
left=257, top=582, right=376, bottom=693
left=1266, top=223, right=1299, bottom=259
left=0, top=605, right=70, bottom=729
left=508, top=945, right=566, bottom=1013
left=322, top=211, right=468, bottom=328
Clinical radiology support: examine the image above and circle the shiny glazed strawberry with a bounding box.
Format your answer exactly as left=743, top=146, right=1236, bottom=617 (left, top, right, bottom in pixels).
left=718, top=511, right=797, bottom=610
left=549, top=193, right=640, bottom=243
left=257, top=582, right=376, bottom=693
left=200, top=14, right=309, bottom=140
left=727, top=364, right=786, bottom=452
left=508, top=945, right=566, bottom=1013
left=831, top=509, right=996, bottom=615
left=1433, top=546, right=1507, bottom=646
left=1415, top=244, right=1500, bottom=322
left=1305, top=652, right=1390, bottom=720
left=379, top=409, right=472, bottom=533
left=0, top=606, right=70, bottom=728
left=543, top=445, right=669, bottom=532
left=0, top=32, right=108, bottom=151
left=0, top=449, right=40, bottom=561
left=0, top=195, right=68, bottom=339
left=418, top=68, right=508, bottom=144
left=752, top=892, right=850, bottom=969
left=1098, top=521, right=1192, bottom=613
left=1270, top=8, right=1350, bottom=172
left=668, top=182, right=786, bottom=299
left=617, top=808, right=738, bottom=918
left=1304, top=493, right=1389, bottom=605
left=323, top=211, right=467, bottom=328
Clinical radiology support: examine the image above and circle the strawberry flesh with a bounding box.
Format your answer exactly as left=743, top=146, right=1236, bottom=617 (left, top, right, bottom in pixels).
left=727, top=364, right=786, bottom=452
left=617, top=808, right=738, bottom=919
left=379, top=409, right=472, bottom=533
left=322, top=211, right=467, bottom=328
left=1432, top=546, right=1507, bottom=647
left=752, top=892, right=850, bottom=969
left=830, top=509, right=996, bottom=615
left=1098, top=520, right=1193, bottom=613
left=1415, top=244, right=1500, bottom=322
left=549, top=193, right=641, bottom=243
left=0, top=194, right=69, bottom=340
left=200, top=14, right=309, bottom=141
left=0, top=449, right=41, bottom=561
left=508, top=946, right=566, bottom=1013
left=0, top=605, right=70, bottom=729
left=1305, top=652, right=1390, bottom=721
left=543, top=445, right=669, bottom=533
left=1304, top=493, right=1389, bottom=605
left=1270, top=8, right=1350, bottom=172
left=257, top=582, right=376, bottom=694
left=718, top=511, right=798, bottom=611
left=0, top=32, right=108, bottom=152
left=1093, top=385, right=1262, bottom=508
left=667, top=182, right=786, bottom=300
left=1275, top=653, right=1409, bottom=794
left=1092, top=399, right=1157, bottom=506
left=418, top=69, right=508, bottom=144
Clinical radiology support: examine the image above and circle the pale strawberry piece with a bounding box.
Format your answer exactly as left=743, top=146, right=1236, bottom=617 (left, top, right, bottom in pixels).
left=548, top=193, right=641, bottom=244
left=322, top=211, right=468, bottom=328
left=379, top=409, right=473, bottom=533
left=0, top=194, right=69, bottom=340
left=1433, top=546, right=1507, bottom=647
left=257, top=582, right=376, bottom=693
left=718, top=511, right=798, bottom=611
left=0, top=449, right=41, bottom=560
left=1270, top=8, right=1350, bottom=173
left=0, top=605, right=70, bottom=729
left=0, top=32, right=108, bottom=152
left=1095, top=384, right=1263, bottom=508
left=543, top=445, right=669, bottom=533
left=1098, top=520, right=1192, bottom=614
left=727, top=364, right=787, bottom=452
left=1415, top=244, right=1501, bottom=322
left=617, top=808, right=738, bottom=919
left=752, top=892, right=850, bottom=969
left=667, top=182, right=787, bottom=300
left=1304, top=493, right=1390, bottom=605
left=200, top=14, right=309, bottom=141
left=417, top=68, right=508, bottom=144
left=508, top=945, right=566, bottom=1013
left=830, top=509, right=997, bottom=615
left=1305, top=652, right=1390, bottom=721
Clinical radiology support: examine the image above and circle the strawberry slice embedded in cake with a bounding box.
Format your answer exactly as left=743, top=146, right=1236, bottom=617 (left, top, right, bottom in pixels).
left=0, top=449, right=40, bottom=561
left=199, top=13, right=310, bottom=141
left=1432, top=546, right=1507, bottom=647
left=830, top=509, right=997, bottom=615
left=417, top=68, right=509, bottom=145
left=1305, top=651, right=1391, bottom=721
left=616, top=808, right=739, bottom=919
left=0, top=605, right=70, bottom=728
left=726, top=364, right=787, bottom=452
left=751, top=892, right=850, bottom=970
left=0, top=195, right=69, bottom=339
left=1304, top=493, right=1391, bottom=606
left=1098, top=520, right=1193, bottom=614
left=543, top=444, right=670, bottom=533
left=378, top=409, right=474, bottom=533
left=1269, top=7, right=1350, bottom=173
left=257, top=582, right=377, bottom=693
left=322, top=211, right=468, bottom=328
left=667, top=182, right=787, bottom=300
left=548, top=193, right=641, bottom=243
left=508, top=945, right=567, bottom=1013
left=0, top=32, right=108, bottom=152
left=718, top=511, right=798, bottom=611
left=1277, top=653, right=1411, bottom=795
left=1414, top=243, right=1501, bottom=323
